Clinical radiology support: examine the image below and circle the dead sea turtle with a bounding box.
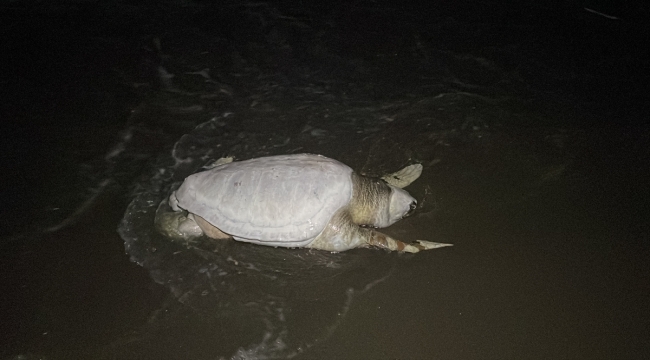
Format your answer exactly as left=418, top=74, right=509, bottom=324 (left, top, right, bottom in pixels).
left=155, top=154, right=451, bottom=253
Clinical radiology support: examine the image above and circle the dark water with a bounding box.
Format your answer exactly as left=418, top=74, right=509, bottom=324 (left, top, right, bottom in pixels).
left=1, top=1, right=648, bottom=359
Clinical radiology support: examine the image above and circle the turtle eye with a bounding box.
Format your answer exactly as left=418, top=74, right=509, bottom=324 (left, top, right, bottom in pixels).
left=404, top=200, right=417, bottom=217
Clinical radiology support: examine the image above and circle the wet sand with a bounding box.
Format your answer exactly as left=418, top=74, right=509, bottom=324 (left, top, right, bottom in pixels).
left=2, top=2, right=649, bottom=359
left=4, top=126, right=647, bottom=360
left=302, top=128, right=650, bottom=359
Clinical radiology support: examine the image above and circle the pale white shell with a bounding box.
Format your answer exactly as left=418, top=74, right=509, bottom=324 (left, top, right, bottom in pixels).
left=172, top=154, right=353, bottom=247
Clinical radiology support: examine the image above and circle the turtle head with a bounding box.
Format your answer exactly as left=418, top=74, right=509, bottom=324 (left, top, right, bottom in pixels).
left=384, top=185, right=417, bottom=226
left=350, top=174, right=417, bottom=228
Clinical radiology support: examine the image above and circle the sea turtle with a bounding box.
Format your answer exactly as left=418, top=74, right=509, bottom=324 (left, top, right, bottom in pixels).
left=155, top=154, right=451, bottom=253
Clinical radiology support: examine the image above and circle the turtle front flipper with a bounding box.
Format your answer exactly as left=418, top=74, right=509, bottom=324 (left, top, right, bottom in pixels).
left=381, top=163, right=423, bottom=188
left=367, top=230, right=452, bottom=253
left=308, top=208, right=452, bottom=253
left=404, top=240, right=453, bottom=253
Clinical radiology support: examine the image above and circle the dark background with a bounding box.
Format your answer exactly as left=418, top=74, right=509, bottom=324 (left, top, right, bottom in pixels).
left=1, top=1, right=648, bottom=359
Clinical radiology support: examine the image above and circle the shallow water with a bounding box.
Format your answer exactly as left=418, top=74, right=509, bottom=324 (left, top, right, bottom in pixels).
left=2, top=2, right=648, bottom=360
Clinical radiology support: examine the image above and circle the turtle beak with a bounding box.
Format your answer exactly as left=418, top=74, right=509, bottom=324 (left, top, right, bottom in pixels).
left=404, top=200, right=417, bottom=218
left=387, top=185, right=417, bottom=226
